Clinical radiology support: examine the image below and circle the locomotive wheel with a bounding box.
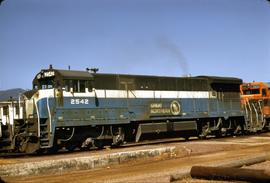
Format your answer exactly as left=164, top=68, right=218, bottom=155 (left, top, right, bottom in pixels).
left=214, top=118, right=223, bottom=138
left=17, top=136, right=40, bottom=154
left=199, top=123, right=210, bottom=139
left=94, top=140, right=104, bottom=149
left=65, top=142, right=78, bottom=152
left=22, top=142, right=40, bottom=154
left=214, top=129, right=222, bottom=138
left=111, top=126, right=125, bottom=146
left=183, top=135, right=190, bottom=141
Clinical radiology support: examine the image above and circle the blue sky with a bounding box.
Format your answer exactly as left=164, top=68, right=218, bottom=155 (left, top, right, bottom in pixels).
left=0, top=0, right=270, bottom=90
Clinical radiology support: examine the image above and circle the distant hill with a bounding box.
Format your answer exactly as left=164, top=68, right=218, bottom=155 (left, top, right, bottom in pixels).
left=0, top=88, right=26, bottom=102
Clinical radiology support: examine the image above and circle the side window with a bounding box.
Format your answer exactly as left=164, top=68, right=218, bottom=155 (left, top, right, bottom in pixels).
left=72, top=80, right=79, bottom=92
left=79, top=80, right=86, bottom=92
left=71, top=80, right=86, bottom=93
left=63, top=80, right=88, bottom=93
left=64, top=80, right=71, bottom=91
left=262, top=89, right=267, bottom=96
left=87, top=80, right=93, bottom=92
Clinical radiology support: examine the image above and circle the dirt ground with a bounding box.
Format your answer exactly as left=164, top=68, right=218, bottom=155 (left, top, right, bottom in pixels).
left=2, top=133, right=270, bottom=183
left=243, top=160, right=270, bottom=171
left=178, top=160, right=270, bottom=183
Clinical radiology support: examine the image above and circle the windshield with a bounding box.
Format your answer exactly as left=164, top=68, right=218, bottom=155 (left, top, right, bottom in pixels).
left=243, top=89, right=260, bottom=95
left=34, top=79, right=54, bottom=90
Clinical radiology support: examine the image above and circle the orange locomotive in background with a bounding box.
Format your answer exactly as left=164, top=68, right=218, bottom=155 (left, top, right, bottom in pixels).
left=240, top=82, right=270, bottom=131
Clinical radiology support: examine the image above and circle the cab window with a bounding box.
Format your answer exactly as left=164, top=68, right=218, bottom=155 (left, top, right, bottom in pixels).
left=64, top=80, right=87, bottom=93
left=86, top=80, right=93, bottom=92
left=39, top=79, right=54, bottom=89
left=64, top=80, right=71, bottom=91
left=72, top=80, right=79, bottom=92
left=79, top=80, right=86, bottom=92
left=262, top=89, right=267, bottom=96
left=243, top=89, right=260, bottom=95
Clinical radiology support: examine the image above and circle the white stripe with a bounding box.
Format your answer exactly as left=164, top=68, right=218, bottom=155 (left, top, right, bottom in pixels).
left=130, top=90, right=154, bottom=98
left=64, top=90, right=211, bottom=99
left=114, top=90, right=210, bottom=99
left=38, top=89, right=213, bottom=99
left=106, top=90, right=127, bottom=98
left=63, top=91, right=93, bottom=97
left=155, top=91, right=178, bottom=98
left=96, top=90, right=105, bottom=98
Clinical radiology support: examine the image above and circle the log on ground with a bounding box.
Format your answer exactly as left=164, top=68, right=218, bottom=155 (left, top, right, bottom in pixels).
left=190, top=166, right=270, bottom=183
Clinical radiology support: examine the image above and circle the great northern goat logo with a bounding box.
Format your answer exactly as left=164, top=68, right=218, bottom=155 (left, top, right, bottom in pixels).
left=170, top=100, right=181, bottom=115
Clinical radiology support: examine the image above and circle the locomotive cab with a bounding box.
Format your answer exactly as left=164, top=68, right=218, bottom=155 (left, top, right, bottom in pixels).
left=30, top=67, right=96, bottom=152
left=33, top=68, right=94, bottom=93
left=240, top=82, right=270, bottom=100
left=240, top=82, right=270, bottom=131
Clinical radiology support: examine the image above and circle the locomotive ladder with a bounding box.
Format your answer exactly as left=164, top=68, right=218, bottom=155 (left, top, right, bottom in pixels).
left=39, top=97, right=53, bottom=148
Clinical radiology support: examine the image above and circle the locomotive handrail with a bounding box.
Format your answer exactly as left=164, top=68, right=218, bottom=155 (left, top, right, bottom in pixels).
left=246, top=101, right=252, bottom=128
left=252, top=103, right=259, bottom=127
left=244, top=101, right=249, bottom=119
left=129, top=90, right=137, bottom=98
left=34, top=98, right=40, bottom=137
left=47, top=97, right=52, bottom=133
left=258, top=100, right=264, bottom=127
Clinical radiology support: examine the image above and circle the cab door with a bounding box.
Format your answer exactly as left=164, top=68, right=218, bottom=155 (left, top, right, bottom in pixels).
left=117, top=79, right=135, bottom=122
left=55, top=88, right=64, bottom=107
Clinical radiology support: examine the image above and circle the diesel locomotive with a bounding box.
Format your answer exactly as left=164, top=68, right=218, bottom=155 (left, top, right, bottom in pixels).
left=0, top=66, right=268, bottom=154
left=240, top=82, right=270, bottom=131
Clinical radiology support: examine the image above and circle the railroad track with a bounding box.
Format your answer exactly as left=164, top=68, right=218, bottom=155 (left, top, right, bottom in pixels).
left=0, top=131, right=268, bottom=159
left=3, top=133, right=270, bottom=183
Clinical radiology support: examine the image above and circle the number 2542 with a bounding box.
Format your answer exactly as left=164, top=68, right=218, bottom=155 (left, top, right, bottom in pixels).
left=71, top=99, right=89, bottom=105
